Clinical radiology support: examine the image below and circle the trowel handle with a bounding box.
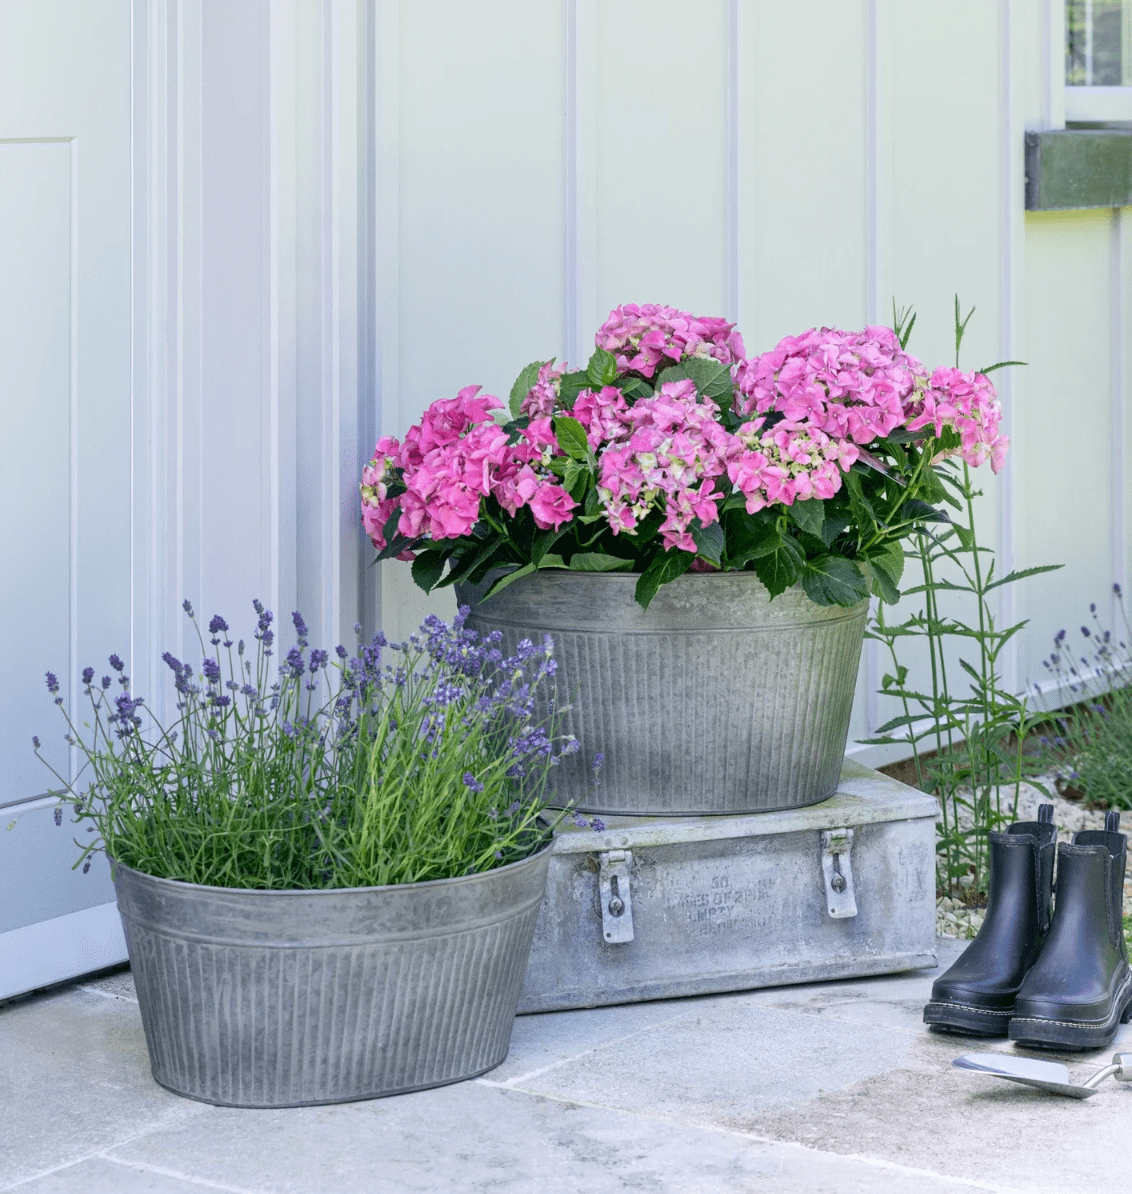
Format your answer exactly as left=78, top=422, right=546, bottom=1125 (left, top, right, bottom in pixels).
left=1081, top=1053, right=1132, bottom=1090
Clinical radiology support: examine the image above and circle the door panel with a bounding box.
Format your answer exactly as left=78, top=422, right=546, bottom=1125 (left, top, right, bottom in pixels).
left=0, top=0, right=132, bottom=998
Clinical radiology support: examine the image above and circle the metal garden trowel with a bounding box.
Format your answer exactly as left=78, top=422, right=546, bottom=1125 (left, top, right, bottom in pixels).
left=953, top=1052, right=1132, bottom=1099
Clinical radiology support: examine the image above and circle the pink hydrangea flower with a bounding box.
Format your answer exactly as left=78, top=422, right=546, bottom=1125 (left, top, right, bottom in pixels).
left=519, top=362, right=567, bottom=419
left=596, top=304, right=746, bottom=379
left=359, top=435, right=403, bottom=552
left=727, top=421, right=856, bottom=514
left=400, top=384, right=503, bottom=472
left=594, top=379, right=736, bottom=551
left=904, top=368, right=1008, bottom=473
left=735, top=326, right=925, bottom=446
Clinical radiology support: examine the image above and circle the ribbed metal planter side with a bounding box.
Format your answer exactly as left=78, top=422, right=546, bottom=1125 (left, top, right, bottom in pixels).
left=456, top=571, right=867, bottom=816
left=112, top=846, right=550, bottom=1108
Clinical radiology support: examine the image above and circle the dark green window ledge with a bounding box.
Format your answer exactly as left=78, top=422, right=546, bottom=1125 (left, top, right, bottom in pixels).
left=1025, top=128, right=1132, bottom=210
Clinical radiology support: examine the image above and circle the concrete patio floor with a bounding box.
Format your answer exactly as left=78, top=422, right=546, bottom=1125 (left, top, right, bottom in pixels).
left=2, top=938, right=1129, bottom=1194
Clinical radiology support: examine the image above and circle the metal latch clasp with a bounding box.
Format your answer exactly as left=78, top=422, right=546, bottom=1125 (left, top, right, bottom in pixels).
left=821, top=828, right=858, bottom=918
left=598, top=849, right=634, bottom=943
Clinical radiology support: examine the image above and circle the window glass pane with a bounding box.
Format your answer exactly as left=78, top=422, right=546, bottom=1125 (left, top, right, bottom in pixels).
left=1067, top=0, right=1132, bottom=85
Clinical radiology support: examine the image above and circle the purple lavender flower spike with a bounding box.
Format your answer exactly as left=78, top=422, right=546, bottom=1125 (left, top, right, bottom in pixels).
left=53, top=806, right=62, bottom=827
left=45, top=671, right=60, bottom=694
left=202, top=658, right=221, bottom=683
left=101, top=675, right=112, bottom=689
left=32, top=736, right=40, bottom=750
left=109, top=654, right=125, bottom=673
left=591, top=817, right=606, bottom=832
left=182, top=599, right=194, bottom=617
left=81, top=667, right=94, bottom=686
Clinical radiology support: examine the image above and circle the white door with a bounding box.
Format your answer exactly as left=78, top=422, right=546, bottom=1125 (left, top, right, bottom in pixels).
left=0, top=0, right=131, bottom=998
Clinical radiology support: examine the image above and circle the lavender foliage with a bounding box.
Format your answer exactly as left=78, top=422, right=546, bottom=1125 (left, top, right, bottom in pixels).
left=34, top=603, right=588, bottom=888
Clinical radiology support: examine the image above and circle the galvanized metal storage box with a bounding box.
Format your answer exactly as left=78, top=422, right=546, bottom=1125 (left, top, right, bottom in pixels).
left=518, top=760, right=938, bottom=1013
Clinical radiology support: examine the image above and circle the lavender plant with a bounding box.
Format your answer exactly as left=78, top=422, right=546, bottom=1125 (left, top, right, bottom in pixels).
left=35, top=603, right=583, bottom=889
left=1037, top=587, right=1132, bottom=811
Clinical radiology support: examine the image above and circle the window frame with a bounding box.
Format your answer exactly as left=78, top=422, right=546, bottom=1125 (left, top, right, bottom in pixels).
left=1064, top=0, right=1132, bottom=123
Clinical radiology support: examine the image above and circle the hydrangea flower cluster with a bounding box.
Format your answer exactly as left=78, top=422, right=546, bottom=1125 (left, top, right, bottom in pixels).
left=519, top=361, right=566, bottom=420
left=905, top=367, right=1009, bottom=473
left=596, top=304, right=746, bottom=379
left=579, top=379, right=733, bottom=551
left=736, top=326, right=1006, bottom=474
left=358, top=302, right=1012, bottom=610
left=735, top=326, right=922, bottom=443
left=728, top=421, right=858, bottom=514
left=360, top=385, right=576, bottom=553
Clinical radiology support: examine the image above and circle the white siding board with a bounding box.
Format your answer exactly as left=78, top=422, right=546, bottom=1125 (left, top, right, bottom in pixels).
left=1020, top=210, right=1118, bottom=695
left=593, top=0, right=728, bottom=323
left=396, top=0, right=568, bottom=416
left=740, top=0, right=869, bottom=350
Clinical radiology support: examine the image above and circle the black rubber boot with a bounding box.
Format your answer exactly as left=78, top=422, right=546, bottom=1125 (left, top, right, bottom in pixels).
left=923, top=805, right=1056, bottom=1036
left=1009, top=811, right=1132, bottom=1050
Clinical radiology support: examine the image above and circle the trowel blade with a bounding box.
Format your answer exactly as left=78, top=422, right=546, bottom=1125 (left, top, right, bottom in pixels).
left=953, top=1053, right=1097, bottom=1099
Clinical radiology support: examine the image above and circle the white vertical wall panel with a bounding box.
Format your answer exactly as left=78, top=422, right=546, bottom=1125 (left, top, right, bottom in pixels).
left=739, top=0, right=869, bottom=348
left=199, top=0, right=275, bottom=631
left=396, top=0, right=568, bottom=410
left=591, top=0, right=729, bottom=324
left=1020, top=210, right=1120, bottom=689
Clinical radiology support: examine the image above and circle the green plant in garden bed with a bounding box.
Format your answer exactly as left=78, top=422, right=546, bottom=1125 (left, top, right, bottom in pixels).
left=863, top=300, right=1059, bottom=899
left=1037, top=589, right=1132, bottom=811
left=34, top=602, right=587, bottom=889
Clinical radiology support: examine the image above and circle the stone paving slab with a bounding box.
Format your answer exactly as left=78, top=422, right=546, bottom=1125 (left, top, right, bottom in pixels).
left=0, top=939, right=1120, bottom=1193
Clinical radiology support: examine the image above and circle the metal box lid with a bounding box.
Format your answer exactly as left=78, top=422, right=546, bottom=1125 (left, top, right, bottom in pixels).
left=551, top=758, right=939, bottom=855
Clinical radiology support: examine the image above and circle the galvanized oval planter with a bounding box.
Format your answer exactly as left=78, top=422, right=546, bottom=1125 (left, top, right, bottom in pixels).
left=456, top=571, right=867, bottom=816
left=113, top=844, right=551, bottom=1107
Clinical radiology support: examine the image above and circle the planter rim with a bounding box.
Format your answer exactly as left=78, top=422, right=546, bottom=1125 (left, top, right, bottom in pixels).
left=109, top=835, right=554, bottom=899
left=462, top=568, right=869, bottom=613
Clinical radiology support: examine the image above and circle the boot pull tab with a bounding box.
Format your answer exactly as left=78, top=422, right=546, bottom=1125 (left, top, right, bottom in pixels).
left=1038, top=804, right=1054, bottom=824
left=1106, top=810, right=1121, bottom=833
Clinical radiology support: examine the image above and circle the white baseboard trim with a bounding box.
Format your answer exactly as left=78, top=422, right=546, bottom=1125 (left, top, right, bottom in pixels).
left=0, top=901, right=127, bottom=1002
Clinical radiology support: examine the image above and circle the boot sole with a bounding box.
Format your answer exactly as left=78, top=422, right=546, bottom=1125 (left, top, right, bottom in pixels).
left=923, top=1000, right=1013, bottom=1037
left=1007, top=972, right=1132, bottom=1051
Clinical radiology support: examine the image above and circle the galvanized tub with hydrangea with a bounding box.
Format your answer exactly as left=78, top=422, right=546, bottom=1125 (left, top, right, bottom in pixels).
left=360, top=303, right=1009, bottom=816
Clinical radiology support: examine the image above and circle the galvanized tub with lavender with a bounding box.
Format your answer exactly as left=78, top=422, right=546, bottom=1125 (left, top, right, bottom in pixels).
left=113, top=843, right=550, bottom=1108
left=456, top=571, right=868, bottom=816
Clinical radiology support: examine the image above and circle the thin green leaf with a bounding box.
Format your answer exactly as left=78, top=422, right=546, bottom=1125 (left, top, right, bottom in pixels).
left=569, top=552, right=634, bottom=572
left=975, top=360, right=1026, bottom=376
left=983, top=564, right=1063, bottom=591
left=483, top=563, right=537, bottom=600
